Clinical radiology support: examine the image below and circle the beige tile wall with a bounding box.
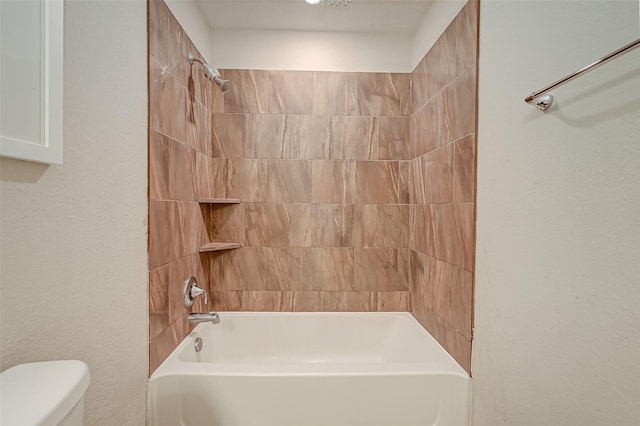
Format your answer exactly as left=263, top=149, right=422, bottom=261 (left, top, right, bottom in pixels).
left=409, top=0, right=478, bottom=373
left=208, top=69, right=412, bottom=312
left=148, top=0, right=477, bottom=374
left=148, top=0, right=213, bottom=373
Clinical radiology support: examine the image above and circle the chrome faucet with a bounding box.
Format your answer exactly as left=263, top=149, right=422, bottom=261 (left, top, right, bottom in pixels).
left=183, top=277, right=220, bottom=324
left=183, top=276, right=208, bottom=307
left=188, top=311, right=221, bottom=324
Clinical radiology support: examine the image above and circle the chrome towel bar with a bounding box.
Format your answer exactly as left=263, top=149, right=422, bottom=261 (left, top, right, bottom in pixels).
left=525, top=38, right=640, bottom=111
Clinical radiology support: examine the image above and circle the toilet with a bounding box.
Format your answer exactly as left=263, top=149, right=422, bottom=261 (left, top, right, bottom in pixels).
left=0, top=360, right=90, bottom=426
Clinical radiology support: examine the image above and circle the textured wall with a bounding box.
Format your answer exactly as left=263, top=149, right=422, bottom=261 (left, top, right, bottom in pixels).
left=408, top=0, right=478, bottom=373
left=473, top=0, right=640, bottom=424
left=0, top=1, right=148, bottom=424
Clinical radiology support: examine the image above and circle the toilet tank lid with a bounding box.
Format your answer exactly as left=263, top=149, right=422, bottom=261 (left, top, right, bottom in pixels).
left=1, top=360, right=90, bottom=426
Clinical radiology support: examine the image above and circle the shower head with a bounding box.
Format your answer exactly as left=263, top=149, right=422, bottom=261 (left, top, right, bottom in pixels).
left=202, top=64, right=231, bottom=93
left=188, top=53, right=230, bottom=93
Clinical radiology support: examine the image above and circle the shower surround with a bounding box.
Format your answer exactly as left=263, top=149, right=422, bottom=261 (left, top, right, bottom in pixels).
left=148, top=0, right=477, bottom=374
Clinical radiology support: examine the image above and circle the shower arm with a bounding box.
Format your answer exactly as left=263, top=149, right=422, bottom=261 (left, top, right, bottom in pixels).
left=187, top=52, right=230, bottom=93
left=188, top=53, right=222, bottom=76
left=188, top=53, right=206, bottom=67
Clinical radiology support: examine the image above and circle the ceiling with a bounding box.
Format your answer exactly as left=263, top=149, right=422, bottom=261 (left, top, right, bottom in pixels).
left=196, top=0, right=434, bottom=34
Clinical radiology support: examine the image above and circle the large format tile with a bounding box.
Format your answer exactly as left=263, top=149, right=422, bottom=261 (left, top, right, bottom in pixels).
left=351, top=204, right=409, bottom=248
left=300, top=248, right=354, bottom=291
left=263, top=248, right=303, bottom=291
left=292, top=291, right=332, bottom=311
left=376, top=291, right=410, bottom=311
left=412, top=98, right=440, bottom=158
left=212, top=113, right=246, bottom=158
left=224, top=158, right=264, bottom=202
left=283, top=115, right=334, bottom=159
left=312, top=72, right=358, bottom=115
left=378, top=117, right=410, bottom=160
left=149, top=267, right=169, bottom=339
left=218, top=247, right=266, bottom=290
left=224, top=70, right=270, bottom=113
left=311, top=160, right=356, bottom=204
left=264, top=159, right=312, bottom=203
left=149, top=130, right=171, bottom=201
left=185, top=97, right=211, bottom=156
left=245, top=203, right=290, bottom=247
left=149, top=201, right=182, bottom=268
left=149, top=0, right=170, bottom=66
left=245, top=114, right=286, bottom=158
left=450, top=263, right=473, bottom=339
left=453, top=133, right=476, bottom=202
left=421, top=144, right=454, bottom=204
left=398, top=161, right=410, bottom=204
left=442, top=66, right=476, bottom=144
left=426, top=26, right=457, bottom=98
left=355, top=161, right=399, bottom=204
left=211, top=291, right=242, bottom=311
left=269, top=71, right=313, bottom=114
left=194, top=152, right=212, bottom=200
left=330, top=292, right=373, bottom=312
left=149, top=58, right=186, bottom=143
left=333, top=116, right=379, bottom=160
left=149, top=314, right=189, bottom=374
left=241, top=291, right=293, bottom=311
left=421, top=203, right=475, bottom=270
left=411, top=55, right=429, bottom=113
left=353, top=248, right=409, bottom=291
left=177, top=201, right=208, bottom=256
left=357, top=73, right=410, bottom=117
left=311, top=204, right=354, bottom=247
left=454, top=0, right=478, bottom=75
left=168, top=140, right=196, bottom=201
left=290, top=203, right=313, bottom=247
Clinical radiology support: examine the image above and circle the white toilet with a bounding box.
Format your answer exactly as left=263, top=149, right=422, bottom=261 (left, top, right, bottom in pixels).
left=0, top=360, right=90, bottom=426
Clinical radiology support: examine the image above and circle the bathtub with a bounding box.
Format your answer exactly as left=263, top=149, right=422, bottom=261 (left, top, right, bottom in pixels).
left=148, top=312, right=470, bottom=426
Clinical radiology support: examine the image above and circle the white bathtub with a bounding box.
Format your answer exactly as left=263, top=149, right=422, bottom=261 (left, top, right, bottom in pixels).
left=148, top=312, right=470, bottom=426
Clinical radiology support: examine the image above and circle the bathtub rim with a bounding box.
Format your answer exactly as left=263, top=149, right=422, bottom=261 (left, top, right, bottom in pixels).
left=150, top=312, right=469, bottom=380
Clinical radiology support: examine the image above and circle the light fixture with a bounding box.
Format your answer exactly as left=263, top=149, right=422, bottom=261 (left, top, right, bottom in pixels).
left=305, top=0, right=352, bottom=6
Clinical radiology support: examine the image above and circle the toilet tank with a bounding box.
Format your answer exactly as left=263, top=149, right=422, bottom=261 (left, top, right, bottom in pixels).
left=0, top=360, right=90, bottom=426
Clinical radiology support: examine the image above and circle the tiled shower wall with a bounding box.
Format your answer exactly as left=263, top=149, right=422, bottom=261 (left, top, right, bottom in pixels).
left=206, top=71, right=412, bottom=313
left=409, top=0, right=478, bottom=372
left=148, top=0, right=477, bottom=374
left=148, top=0, right=216, bottom=373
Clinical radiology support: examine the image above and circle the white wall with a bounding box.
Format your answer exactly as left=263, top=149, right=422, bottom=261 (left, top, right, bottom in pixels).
left=205, top=1, right=464, bottom=73
left=165, top=0, right=212, bottom=61
left=410, top=0, right=466, bottom=70
left=0, top=1, right=148, bottom=425
left=473, top=1, right=640, bottom=425
left=209, top=28, right=412, bottom=72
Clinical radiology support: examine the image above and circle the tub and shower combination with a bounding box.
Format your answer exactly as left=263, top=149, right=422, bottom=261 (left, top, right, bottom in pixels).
left=148, top=312, right=470, bottom=426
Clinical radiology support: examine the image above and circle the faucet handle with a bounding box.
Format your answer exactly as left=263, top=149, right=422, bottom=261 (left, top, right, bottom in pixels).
left=183, top=276, right=208, bottom=307
left=191, top=284, right=209, bottom=305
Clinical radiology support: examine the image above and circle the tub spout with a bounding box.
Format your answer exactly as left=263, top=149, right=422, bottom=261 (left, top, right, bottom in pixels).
left=188, top=311, right=220, bottom=324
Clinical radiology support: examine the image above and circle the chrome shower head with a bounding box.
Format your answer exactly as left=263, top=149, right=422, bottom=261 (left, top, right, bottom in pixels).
left=202, top=64, right=230, bottom=93
left=188, top=53, right=230, bottom=93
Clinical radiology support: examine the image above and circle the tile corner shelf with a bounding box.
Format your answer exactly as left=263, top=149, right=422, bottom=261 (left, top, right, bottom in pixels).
left=198, top=198, right=241, bottom=204
left=198, top=242, right=242, bottom=253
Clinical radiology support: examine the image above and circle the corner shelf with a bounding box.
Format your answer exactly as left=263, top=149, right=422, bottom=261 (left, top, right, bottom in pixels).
left=198, top=242, right=242, bottom=253
left=198, top=198, right=241, bottom=204
left=197, top=199, right=242, bottom=254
